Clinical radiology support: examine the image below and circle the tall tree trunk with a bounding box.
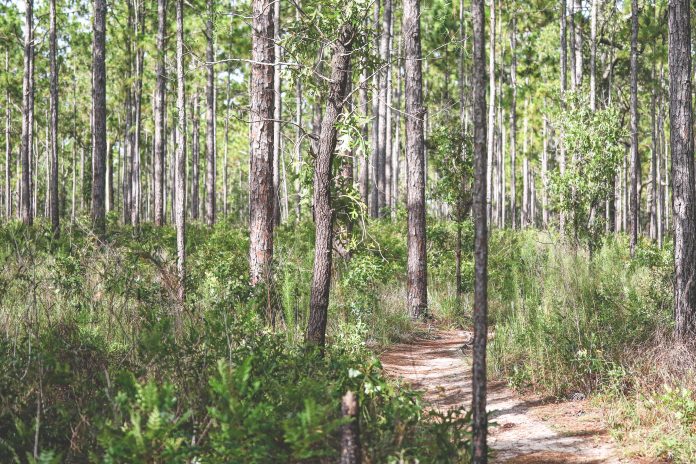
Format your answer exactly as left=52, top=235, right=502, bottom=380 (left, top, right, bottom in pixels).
left=471, top=0, right=488, bottom=459
left=404, top=0, right=427, bottom=318
left=305, top=24, right=354, bottom=347
left=205, top=0, right=216, bottom=226
left=509, top=14, right=517, bottom=229
left=573, top=0, right=583, bottom=87
left=91, top=0, right=107, bottom=235
left=249, top=0, right=275, bottom=286
left=20, top=0, right=34, bottom=226
left=370, top=0, right=380, bottom=219
left=131, top=1, right=144, bottom=228
left=589, top=0, right=598, bottom=111
left=5, top=49, right=12, bottom=218
left=224, top=73, right=230, bottom=217
left=486, top=0, right=495, bottom=227
left=559, top=0, right=567, bottom=231
left=273, top=0, right=282, bottom=226
left=378, top=0, right=392, bottom=217
left=154, top=0, right=167, bottom=226
left=358, top=64, right=369, bottom=205
left=191, top=91, right=200, bottom=220
left=629, top=0, right=639, bottom=257
left=669, top=0, right=696, bottom=336
left=49, top=0, right=59, bottom=235
left=175, top=0, right=187, bottom=302
left=295, top=72, right=303, bottom=219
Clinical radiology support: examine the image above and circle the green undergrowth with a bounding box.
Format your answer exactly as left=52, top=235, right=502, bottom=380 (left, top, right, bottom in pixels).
left=0, top=217, right=471, bottom=463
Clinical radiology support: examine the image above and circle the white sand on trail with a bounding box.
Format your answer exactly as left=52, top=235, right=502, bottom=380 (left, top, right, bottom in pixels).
left=380, top=328, right=643, bottom=464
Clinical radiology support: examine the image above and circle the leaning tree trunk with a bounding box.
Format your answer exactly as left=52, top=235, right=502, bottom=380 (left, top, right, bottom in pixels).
left=305, top=24, right=355, bottom=347
left=669, top=0, right=696, bottom=337
left=205, top=0, right=216, bottom=226
left=49, top=0, right=59, bottom=236
left=20, top=0, right=34, bottom=226
left=403, top=0, right=427, bottom=318
left=154, top=0, right=167, bottom=226
left=249, top=0, right=275, bottom=286
left=471, top=0, right=488, bottom=460
left=629, top=0, right=639, bottom=257
left=175, top=0, right=187, bottom=302
left=91, top=0, right=107, bottom=235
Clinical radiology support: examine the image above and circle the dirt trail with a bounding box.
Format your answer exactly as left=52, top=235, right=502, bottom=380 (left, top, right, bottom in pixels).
left=380, top=328, right=634, bottom=464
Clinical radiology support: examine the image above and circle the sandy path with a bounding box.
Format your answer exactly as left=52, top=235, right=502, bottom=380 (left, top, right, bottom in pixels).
left=380, top=329, right=633, bottom=463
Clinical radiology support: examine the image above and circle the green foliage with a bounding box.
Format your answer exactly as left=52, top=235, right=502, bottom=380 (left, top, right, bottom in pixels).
left=549, top=93, right=627, bottom=248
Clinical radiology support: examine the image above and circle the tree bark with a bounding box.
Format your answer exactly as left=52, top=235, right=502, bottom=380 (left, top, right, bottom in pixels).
left=5, top=49, right=10, bottom=219
left=273, top=0, right=282, bottom=226
left=175, top=0, right=187, bottom=302
left=48, top=0, right=59, bottom=236
left=486, top=0, right=495, bottom=227
left=404, top=0, right=427, bottom=318
left=205, top=0, right=217, bottom=226
left=378, top=0, right=392, bottom=217
left=305, top=24, right=354, bottom=346
left=471, top=0, right=488, bottom=460
left=629, top=0, right=639, bottom=257
left=340, top=391, right=361, bottom=464
left=154, top=0, right=167, bottom=226
left=669, top=0, right=696, bottom=337
left=91, top=0, right=107, bottom=235
left=249, top=0, right=275, bottom=286
left=20, top=0, right=34, bottom=226
left=509, top=14, right=517, bottom=229
left=191, top=91, right=201, bottom=220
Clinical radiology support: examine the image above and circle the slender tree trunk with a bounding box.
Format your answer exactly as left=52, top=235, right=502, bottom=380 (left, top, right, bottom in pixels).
left=49, top=0, right=59, bottom=235
left=629, top=0, right=639, bottom=257
left=471, top=0, right=488, bottom=459
left=486, top=0, right=495, bottom=227
left=224, top=73, right=230, bottom=217
left=191, top=91, right=200, bottom=220
left=509, top=14, right=517, bottom=229
left=175, top=0, right=187, bottom=302
left=541, top=116, right=548, bottom=227
left=249, top=0, right=275, bottom=286
left=91, top=0, right=107, bottom=235
left=573, top=0, right=583, bottom=87
left=131, top=1, right=144, bottom=228
left=370, top=0, right=380, bottom=219
left=273, top=0, right=282, bottom=226
left=305, top=24, right=354, bottom=346
left=669, top=0, right=696, bottom=337
left=20, top=0, right=34, bottom=226
left=590, top=0, right=598, bottom=111
left=404, top=0, right=427, bottom=318
left=204, top=0, right=216, bottom=226
left=358, top=65, right=369, bottom=205
left=295, top=72, right=303, bottom=219
left=154, top=0, right=167, bottom=226
left=650, top=50, right=657, bottom=241
left=559, top=0, right=567, bottom=231
left=5, top=50, right=12, bottom=218
left=378, top=0, right=392, bottom=217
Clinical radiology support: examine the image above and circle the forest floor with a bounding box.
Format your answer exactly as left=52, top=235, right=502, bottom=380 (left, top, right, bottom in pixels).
left=380, top=327, right=652, bottom=464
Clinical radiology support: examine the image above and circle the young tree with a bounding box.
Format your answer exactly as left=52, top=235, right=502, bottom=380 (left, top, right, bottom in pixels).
left=471, top=0, right=488, bottom=459
left=305, top=23, right=355, bottom=347
left=403, top=0, right=427, bottom=318
left=154, top=0, right=167, bottom=226
left=92, top=0, right=107, bottom=235
left=249, top=0, right=275, bottom=286
left=191, top=91, right=200, bottom=220
left=486, top=0, right=494, bottom=226
left=273, top=0, right=282, bottom=226
left=175, top=0, right=187, bottom=301
left=20, top=0, right=34, bottom=226
left=629, top=0, right=639, bottom=257
left=509, top=13, right=517, bottom=229
left=4, top=50, right=10, bottom=218
left=49, top=0, right=59, bottom=236
left=205, top=0, right=216, bottom=226
left=669, top=0, right=696, bottom=337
